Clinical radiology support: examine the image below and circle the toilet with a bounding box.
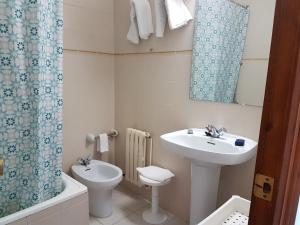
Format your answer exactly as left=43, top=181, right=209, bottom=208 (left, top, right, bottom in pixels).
left=137, top=166, right=174, bottom=225
left=71, top=160, right=123, bottom=218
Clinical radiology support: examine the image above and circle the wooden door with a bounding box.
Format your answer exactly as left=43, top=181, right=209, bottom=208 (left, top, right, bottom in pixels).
left=248, top=0, right=300, bottom=224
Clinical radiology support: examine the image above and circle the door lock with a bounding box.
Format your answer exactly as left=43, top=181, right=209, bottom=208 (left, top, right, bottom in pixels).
left=253, top=173, right=274, bottom=201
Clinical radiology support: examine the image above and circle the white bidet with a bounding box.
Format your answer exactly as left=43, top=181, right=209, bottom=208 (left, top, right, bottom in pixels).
left=72, top=160, right=123, bottom=218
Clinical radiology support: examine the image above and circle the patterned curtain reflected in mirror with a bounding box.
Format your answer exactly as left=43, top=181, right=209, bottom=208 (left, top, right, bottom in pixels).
left=190, top=0, right=249, bottom=103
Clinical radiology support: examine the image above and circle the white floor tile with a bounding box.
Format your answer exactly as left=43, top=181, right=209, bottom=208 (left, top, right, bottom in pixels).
left=134, top=205, right=174, bottom=220
left=114, top=213, right=152, bottom=225
left=95, top=207, right=132, bottom=225
left=164, top=217, right=188, bottom=225
left=113, top=188, right=149, bottom=213
left=89, top=216, right=102, bottom=225
left=90, top=187, right=186, bottom=225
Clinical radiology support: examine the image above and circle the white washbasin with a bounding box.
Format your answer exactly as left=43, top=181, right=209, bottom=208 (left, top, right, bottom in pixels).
left=160, top=129, right=257, bottom=165
left=160, top=128, right=258, bottom=225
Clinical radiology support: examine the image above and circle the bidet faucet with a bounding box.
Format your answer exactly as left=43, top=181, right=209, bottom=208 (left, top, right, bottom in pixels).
left=205, top=125, right=227, bottom=138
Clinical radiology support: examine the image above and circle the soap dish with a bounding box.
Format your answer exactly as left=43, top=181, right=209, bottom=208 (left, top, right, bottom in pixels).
left=198, top=196, right=250, bottom=225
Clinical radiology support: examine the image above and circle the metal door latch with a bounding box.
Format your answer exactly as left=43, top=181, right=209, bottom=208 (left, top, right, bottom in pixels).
left=253, top=173, right=274, bottom=201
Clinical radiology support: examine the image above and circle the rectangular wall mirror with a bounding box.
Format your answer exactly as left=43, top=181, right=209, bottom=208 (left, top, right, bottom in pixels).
left=190, top=0, right=273, bottom=107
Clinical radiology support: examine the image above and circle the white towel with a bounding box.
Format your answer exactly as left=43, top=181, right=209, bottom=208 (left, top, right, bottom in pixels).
left=127, top=0, right=153, bottom=44
left=97, top=133, right=109, bottom=153
left=165, top=0, right=193, bottom=30
left=154, top=0, right=167, bottom=37
left=137, top=166, right=175, bottom=183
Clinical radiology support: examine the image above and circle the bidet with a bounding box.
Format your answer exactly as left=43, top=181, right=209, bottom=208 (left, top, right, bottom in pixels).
left=72, top=160, right=123, bottom=217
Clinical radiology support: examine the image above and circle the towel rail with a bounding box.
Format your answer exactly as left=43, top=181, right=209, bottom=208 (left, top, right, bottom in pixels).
left=86, top=129, right=119, bottom=144
left=93, top=129, right=118, bottom=138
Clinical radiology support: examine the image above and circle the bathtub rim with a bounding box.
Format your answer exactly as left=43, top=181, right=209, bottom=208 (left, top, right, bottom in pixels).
left=0, top=172, right=87, bottom=225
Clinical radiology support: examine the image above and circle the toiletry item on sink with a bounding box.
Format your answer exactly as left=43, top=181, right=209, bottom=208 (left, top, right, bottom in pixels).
left=235, top=139, right=245, bottom=146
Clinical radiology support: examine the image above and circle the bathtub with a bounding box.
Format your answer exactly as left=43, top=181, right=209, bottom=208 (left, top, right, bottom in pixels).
left=0, top=173, right=88, bottom=225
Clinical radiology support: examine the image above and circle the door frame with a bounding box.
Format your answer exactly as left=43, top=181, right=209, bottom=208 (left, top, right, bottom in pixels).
left=248, top=0, right=300, bottom=224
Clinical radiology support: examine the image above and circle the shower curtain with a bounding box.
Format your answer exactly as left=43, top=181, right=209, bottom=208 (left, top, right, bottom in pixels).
left=0, top=0, right=63, bottom=217
left=190, top=0, right=249, bottom=103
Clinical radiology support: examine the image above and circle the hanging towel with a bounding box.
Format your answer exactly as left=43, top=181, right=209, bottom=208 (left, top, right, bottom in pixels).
left=154, top=0, right=167, bottom=37
left=137, top=166, right=175, bottom=183
left=127, top=0, right=153, bottom=44
left=97, top=133, right=109, bottom=153
left=165, top=0, right=193, bottom=30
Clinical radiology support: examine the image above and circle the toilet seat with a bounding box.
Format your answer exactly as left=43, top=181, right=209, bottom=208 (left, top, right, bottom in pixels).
left=137, top=167, right=174, bottom=225
left=139, top=175, right=171, bottom=186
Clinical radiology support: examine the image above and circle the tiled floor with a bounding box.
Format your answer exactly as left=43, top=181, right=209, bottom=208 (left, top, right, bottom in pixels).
left=89, top=187, right=187, bottom=225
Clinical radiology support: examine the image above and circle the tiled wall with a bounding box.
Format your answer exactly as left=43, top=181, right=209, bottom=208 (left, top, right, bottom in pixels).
left=64, top=0, right=114, bottom=53
left=62, top=0, right=276, bottom=222
left=63, top=0, right=115, bottom=172
left=114, top=0, right=276, bottom=221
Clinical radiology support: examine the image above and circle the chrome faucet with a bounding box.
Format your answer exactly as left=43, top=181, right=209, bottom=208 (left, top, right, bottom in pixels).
left=205, top=125, right=227, bottom=138
left=78, top=156, right=91, bottom=166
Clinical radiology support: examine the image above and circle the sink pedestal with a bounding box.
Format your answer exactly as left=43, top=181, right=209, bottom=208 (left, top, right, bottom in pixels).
left=190, top=161, right=221, bottom=225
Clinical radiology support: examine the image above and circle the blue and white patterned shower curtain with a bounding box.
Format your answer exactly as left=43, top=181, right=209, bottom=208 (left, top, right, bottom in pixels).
left=190, top=0, right=249, bottom=103
left=0, top=0, right=63, bottom=217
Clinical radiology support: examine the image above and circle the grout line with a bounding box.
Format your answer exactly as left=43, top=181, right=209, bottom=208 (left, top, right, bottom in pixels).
left=64, top=48, right=269, bottom=61
left=64, top=48, right=114, bottom=56
left=115, top=50, right=192, bottom=56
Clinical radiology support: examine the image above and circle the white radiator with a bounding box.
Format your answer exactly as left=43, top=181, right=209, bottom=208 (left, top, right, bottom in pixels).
left=125, top=128, right=152, bottom=186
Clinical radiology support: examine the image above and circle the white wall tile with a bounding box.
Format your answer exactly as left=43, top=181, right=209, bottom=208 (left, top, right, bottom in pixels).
left=64, top=2, right=114, bottom=53
left=64, top=0, right=113, bottom=13
left=63, top=52, right=115, bottom=172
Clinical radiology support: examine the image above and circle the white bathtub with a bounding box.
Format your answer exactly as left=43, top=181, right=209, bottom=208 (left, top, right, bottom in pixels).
left=0, top=173, right=88, bottom=225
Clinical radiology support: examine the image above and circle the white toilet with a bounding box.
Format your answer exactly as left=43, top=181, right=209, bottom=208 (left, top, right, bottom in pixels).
left=137, top=166, right=174, bottom=225
left=71, top=160, right=123, bottom=218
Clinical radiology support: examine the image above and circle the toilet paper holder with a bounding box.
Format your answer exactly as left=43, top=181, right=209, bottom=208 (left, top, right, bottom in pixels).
left=86, top=129, right=119, bottom=144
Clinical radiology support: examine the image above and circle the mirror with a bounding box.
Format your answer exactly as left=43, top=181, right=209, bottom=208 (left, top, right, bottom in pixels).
left=190, top=0, right=273, bottom=107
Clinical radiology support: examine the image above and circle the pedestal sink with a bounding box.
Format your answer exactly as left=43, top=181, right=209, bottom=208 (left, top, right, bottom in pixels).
left=160, top=129, right=257, bottom=225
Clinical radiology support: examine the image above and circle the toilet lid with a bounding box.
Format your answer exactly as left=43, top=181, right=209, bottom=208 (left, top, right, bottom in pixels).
left=139, top=175, right=171, bottom=187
